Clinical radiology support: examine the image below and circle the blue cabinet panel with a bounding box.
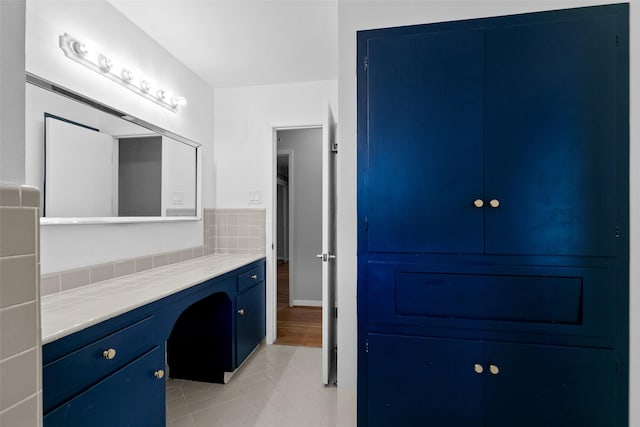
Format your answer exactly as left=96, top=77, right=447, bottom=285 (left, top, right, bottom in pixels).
left=44, top=346, right=165, bottom=427
left=236, top=280, right=266, bottom=366
left=365, top=28, right=485, bottom=254
left=367, top=334, right=484, bottom=427
left=43, top=316, right=156, bottom=413
left=484, top=14, right=619, bottom=257
left=367, top=261, right=615, bottom=343
left=484, top=341, right=616, bottom=426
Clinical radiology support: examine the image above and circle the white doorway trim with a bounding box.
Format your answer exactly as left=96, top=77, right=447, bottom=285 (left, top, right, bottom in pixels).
left=270, top=123, right=321, bottom=343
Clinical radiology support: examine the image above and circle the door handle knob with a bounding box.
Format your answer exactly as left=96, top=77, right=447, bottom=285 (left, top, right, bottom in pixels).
left=473, top=199, right=484, bottom=208
left=489, top=199, right=500, bottom=208
left=154, top=370, right=165, bottom=379
left=237, top=309, right=245, bottom=316
left=473, top=363, right=484, bottom=374
left=489, top=364, right=500, bottom=375
left=251, top=274, right=258, bottom=280
left=102, top=348, right=116, bottom=360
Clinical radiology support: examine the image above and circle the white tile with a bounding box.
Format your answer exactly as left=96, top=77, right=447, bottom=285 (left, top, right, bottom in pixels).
left=163, top=345, right=337, bottom=427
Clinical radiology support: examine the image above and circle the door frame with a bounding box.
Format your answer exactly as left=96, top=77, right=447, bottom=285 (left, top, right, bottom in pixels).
left=270, top=123, right=322, bottom=343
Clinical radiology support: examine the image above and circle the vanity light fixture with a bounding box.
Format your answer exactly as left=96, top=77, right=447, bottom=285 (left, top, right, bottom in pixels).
left=59, top=33, right=187, bottom=113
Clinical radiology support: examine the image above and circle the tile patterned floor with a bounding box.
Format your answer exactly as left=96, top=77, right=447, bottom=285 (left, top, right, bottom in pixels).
left=166, top=344, right=337, bottom=427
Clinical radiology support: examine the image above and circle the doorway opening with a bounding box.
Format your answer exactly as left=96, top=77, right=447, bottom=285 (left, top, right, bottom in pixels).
left=275, top=128, right=323, bottom=348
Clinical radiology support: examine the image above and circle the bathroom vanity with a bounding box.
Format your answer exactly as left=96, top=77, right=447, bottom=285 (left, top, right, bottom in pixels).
left=40, top=254, right=266, bottom=426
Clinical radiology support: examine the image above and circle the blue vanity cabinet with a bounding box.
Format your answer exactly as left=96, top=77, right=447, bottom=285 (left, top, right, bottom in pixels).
left=43, top=316, right=158, bottom=413
left=235, top=266, right=266, bottom=367
left=43, top=258, right=267, bottom=426
left=44, top=346, right=165, bottom=427
left=357, top=4, right=628, bottom=426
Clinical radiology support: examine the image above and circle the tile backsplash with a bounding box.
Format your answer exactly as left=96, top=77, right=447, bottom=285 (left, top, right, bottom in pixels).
left=40, top=245, right=204, bottom=296
left=204, top=208, right=266, bottom=256
left=40, top=208, right=266, bottom=297
left=0, top=185, right=42, bottom=426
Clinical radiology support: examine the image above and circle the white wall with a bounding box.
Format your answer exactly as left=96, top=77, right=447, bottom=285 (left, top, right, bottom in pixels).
left=25, top=1, right=214, bottom=273
left=278, top=128, right=323, bottom=305
left=337, top=1, right=639, bottom=426
left=214, top=79, right=337, bottom=344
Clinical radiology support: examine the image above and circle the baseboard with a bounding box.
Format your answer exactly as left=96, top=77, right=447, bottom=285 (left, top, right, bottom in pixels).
left=292, top=299, right=322, bottom=307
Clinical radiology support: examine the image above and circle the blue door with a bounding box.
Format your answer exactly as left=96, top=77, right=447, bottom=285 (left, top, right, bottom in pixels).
left=366, top=334, right=484, bottom=426
left=484, top=341, right=617, bottom=426
left=365, top=27, right=485, bottom=254
left=484, top=13, right=619, bottom=256
left=236, top=280, right=266, bottom=366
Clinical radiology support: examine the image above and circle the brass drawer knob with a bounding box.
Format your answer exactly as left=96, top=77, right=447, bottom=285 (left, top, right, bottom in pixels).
left=102, top=348, right=117, bottom=360
left=489, top=364, right=500, bottom=375
left=489, top=199, right=500, bottom=208
left=473, top=199, right=484, bottom=208
left=154, top=369, right=165, bottom=379
left=237, top=309, right=245, bottom=316
left=473, top=363, right=484, bottom=374
left=251, top=274, right=258, bottom=280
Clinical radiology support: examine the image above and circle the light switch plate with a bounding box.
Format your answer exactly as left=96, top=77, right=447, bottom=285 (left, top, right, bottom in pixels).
left=248, top=191, right=261, bottom=205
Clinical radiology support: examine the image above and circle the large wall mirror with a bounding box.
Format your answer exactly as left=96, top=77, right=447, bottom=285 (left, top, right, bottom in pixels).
left=26, top=74, right=201, bottom=224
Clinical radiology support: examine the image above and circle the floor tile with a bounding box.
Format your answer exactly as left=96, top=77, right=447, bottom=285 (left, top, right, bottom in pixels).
left=166, top=344, right=337, bottom=426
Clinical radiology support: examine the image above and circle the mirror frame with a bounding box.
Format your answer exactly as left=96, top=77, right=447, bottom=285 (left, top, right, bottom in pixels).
left=27, top=73, right=202, bottom=225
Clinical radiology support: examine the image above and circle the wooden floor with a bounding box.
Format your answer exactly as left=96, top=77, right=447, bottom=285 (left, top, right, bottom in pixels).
left=275, top=261, right=322, bottom=347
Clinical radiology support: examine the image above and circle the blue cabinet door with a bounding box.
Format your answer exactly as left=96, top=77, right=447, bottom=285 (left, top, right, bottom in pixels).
left=364, top=27, right=485, bottom=254
left=236, top=281, right=266, bottom=366
left=44, top=346, right=165, bottom=427
left=484, top=341, right=616, bottom=427
left=366, top=334, right=484, bottom=427
left=484, top=13, right=619, bottom=256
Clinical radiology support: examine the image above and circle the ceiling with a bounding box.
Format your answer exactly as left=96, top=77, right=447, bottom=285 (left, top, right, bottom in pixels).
left=109, top=0, right=338, bottom=89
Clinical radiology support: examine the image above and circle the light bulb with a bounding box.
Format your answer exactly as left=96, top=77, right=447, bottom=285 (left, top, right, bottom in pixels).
left=156, top=89, right=166, bottom=100
left=71, top=40, right=88, bottom=57
left=140, top=80, right=151, bottom=92
left=121, top=68, right=134, bottom=81
left=98, top=54, right=113, bottom=72
left=170, top=96, right=187, bottom=108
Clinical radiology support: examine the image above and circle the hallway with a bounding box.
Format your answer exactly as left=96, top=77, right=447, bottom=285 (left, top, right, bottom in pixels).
left=275, top=262, right=322, bottom=347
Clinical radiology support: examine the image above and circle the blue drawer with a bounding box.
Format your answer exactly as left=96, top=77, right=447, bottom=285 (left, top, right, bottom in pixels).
left=43, top=316, right=156, bottom=413
left=238, top=265, right=264, bottom=292
left=44, top=346, right=165, bottom=427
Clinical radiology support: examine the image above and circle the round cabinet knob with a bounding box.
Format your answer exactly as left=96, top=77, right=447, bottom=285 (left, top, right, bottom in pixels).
left=102, top=348, right=117, bottom=360
left=154, top=370, right=165, bottom=379
left=251, top=274, right=258, bottom=280
left=489, top=364, right=500, bottom=375
left=237, top=309, right=245, bottom=316
left=489, top=199, right=500, bottom=208
left=473, top=363, right=484, bottom=374
left=473, top=199, right=484, bottom=208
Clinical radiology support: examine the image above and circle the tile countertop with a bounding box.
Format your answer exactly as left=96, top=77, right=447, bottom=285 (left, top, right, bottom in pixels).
left=40, top=254, right=265, bottom=345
